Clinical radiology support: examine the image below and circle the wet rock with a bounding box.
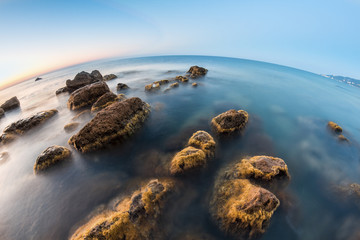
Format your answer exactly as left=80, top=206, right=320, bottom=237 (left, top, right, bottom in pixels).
left=210, top=178, right=280, bottom=239
left=35, top=77, right=42, bottom=81
left=187, top=130, right=216, bottom=157
left=71, top=110, right=92, bottom=121
left=187, top=66, right=208, bottom=78
left=175, top=76, right=189, bottom=82
left=328, top=121, right=342, bottom=133
left=34, top=145, right=71, bottom=173
left=170, top=146, right=207, bottom=175
left=1, top=96, right=20, bottom=112
left=338, top=134, right=349, bottom=142
left=117, top=83, right=129, bottom=91
left=55, top=86, right=69, bottom=95
left=192, top=82, right=198, bottom=87
left=64, top=122, right=80, bottom=133
left=91, top=92, right=126, bottom=112
left=0, top=110, right=58, bottom=144
left=0, top=152, right=9, bottom=164
left=103, top=74, right=117, bottom=81
left=170, top=82, right=179, bottom=88
left=68, top=97, right=150, bottom=153
left=70, top=179, right=175, bottom=240
left=67, top=82, right=110, bottom=110
left=211, top=109, right=249, bottom=134
left=66, top=70, right=103, bottom=92
left=145, top=82, right=160, bottom=91
left=154, top=79, right=170, bottom=85
left=0, top=108, right=4, bottom=119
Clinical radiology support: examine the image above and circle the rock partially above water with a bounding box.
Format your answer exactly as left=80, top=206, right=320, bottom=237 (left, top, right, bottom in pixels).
left=170, top=146, right=207, bottom=175
left=66, top=70, right=103, bottom=92
left=55, top=87, right=68, bottom=95
left=103, top=74, right=117, bottom=81
left=187, top=66, right=208, bottom=78
left=64, top=122, right=80, bottom=133
left=0, top=108, right=4, bottom=119
left=192, top=82, right=198, bottom=87
left=69, top=97, right=150, bottom=153
left=71, top=110, right=92, bottom=121
left=154, top=79, right=170, bottom=85
left=176, top=76, right=189, bottom=82
left=188, top=130, right=216, bottom=157
left=211, top=109, right=249, bottom=134
left=91, top=92, right=126, bottom=112
left=328, top=121, right=342, bottom=133
left=67, top=82, right=110, bottom=110
left=117, top=83, right=129, bottom=91
left=34, top=145, right=71, bottom=173
left=1, top=96, right=20, bottom=112
left=145, top=82, right=160, bottom=91
left=70, top=179, right=175, bottom=240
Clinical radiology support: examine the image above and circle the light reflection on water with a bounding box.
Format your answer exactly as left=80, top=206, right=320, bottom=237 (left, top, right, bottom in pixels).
left=0, top=56, right=360, bottom=240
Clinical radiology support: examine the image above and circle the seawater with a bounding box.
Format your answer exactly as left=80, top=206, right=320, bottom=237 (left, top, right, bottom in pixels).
left=0, top=56, right=360, bottom=240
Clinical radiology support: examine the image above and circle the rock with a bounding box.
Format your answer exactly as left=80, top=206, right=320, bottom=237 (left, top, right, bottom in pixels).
left=338, top=134, right=349, bottom=142
left=70, top=179, right=175, bottom=240
left=1, top=109, right=58, bottom=139
left=154, top=79, right=170, bottom=85
left=333, top=183, right=360, bottom=209
left=328, top=121, right=342, bottom=133
left=67, top=82, right=110, bottom=110
left=0, top=133, right=17, bottom=144
left=64, top=122, right=80, bottom=133
left=187, top=66, right=208, bottom=78
left=170, top=82, right=179, bottom=88
left=91, top=92, right=126, bottom=112
left=145, top=82, right=160, bottom=91
left=71, top=110, right=92, bottom=121
left=66, top=70, right=103, bottom=92
left=117, top=83, right=129, bottom=91
left=35, top=77, right=42, bottom=81
left=187, top=130, right=216, bottom=157
left=0, top=108, right=4, bottom=118
left=103, top=74, right=117, bottom=81
left=68, top=97, right=150, bottom=153
left=176, top=76, right=189, bottom=82
left=170, top=146, right=207, bottom=175
left=211, top=109, right=249, bottom=134
left=0, top=152, right=9, bottom=164
left=34, top=145, right=71, bottom=173
left=1, top=96, right=20, bottom=112
left=210, top=179, right=280, bottom=239
left=192, top=82, right=198, bottom=87
left=55, top=86, right=68, bottom=95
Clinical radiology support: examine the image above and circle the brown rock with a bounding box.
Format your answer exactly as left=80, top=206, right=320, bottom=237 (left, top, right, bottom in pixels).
left=34, top=145, right=71, bottom=173
left=103, top=74, right=117, bottom=81
left=187, top=130, right=216, bottom=157
left=187, top=66, right=208, bottom=78
left=55, top=86, right=68, bottom=95
left=192, top=82, right=198, bottom=87
left=90, top=92, right=125, bottom=112
left=211, top=109, right=249, bottom=134
left=67, top=82, right=110, bottom=110
left=1, top=96, right=20, bottom=112
left=71, top=110, right=92, bottom=121
left=154, top=79, right=170, bottom=85
left=170, top=82, right=179, bottom=88
left=0, top=108, right=4, bottom=118
left=66, top=70, right=103, bottom=92
left=328, top=121, right=343, bottom=133
left=64, top=122, right=80, bottom=133
left=117, top=83, right=129, bottom=91
left=68, top=97, right=150, bottom=153
left=170, top=146, right=207, bottom=175
left=145, top=82, right=160, bottom=91
left=176, top=76, right=189, bottom=82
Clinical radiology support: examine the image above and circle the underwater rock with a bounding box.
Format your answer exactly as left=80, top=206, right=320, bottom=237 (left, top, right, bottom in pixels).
left=64, top=122, right=80, bottom=133
left=103, top=74, right=117, bottom=81
left=175, top=76, right=189, bottom=82
left=34, top=145, right=71, bottom=173
left=332, top=183, right=360, bottom=209
left=187, top=66, right=208, bottom=78
left=67, top=82, right=110, bottom=110
left=170, top=146, right=207, bottom=175
left=68, top=97, right=150, bottom=153
left=1, top=96, right=20, bottom=112
left=55, top=86, right=69, bottom=95
left=328, top=121, right=342, bottom=133
left=211, top=109, right=249, bottom=134
left=192, top=82, right=198, bottom=87
left=145, top=82, right=160, bottom=91
left=170, top=82, right=179, bottom=88
left=338, top=134, right=349, bottom=142
left=66, top=70, right=103, bottom=92
left=0, top=151, right=9, bottom=164
left=70, top=179, right=175, bottom=240
left=0, top=108, right=4, bottom=118
left=187, top=130, right=216, bottom=157
left=210, top=178, right=280, bottom=239
left=91, top=92, right=126, bottom=112
left=117, top=83, right=129, bottom=91
left=71, top=110, right=92, bottom=121
left=0, top=109, right=58, bottom=143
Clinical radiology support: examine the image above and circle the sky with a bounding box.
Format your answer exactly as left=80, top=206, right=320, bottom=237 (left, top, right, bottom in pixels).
left=0, top=0, right=360, bottom=89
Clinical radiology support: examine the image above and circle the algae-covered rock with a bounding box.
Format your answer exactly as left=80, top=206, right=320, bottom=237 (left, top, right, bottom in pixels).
left=69, top=97, right=150, bottom=153
left=67, top=82, right=110, bottom=110
left=66, top=70, right=103, bottom=92
left=0, top=133, right=17, bottom=144
left=211, top=109, right=249, bottom=134
left=170, top=82, right=179, bottom=88
left=154, top=79, right=170, bottom=85
left=64, top=122, right=80, bottom=133
left=117, top=83, right=129, bottom=91
left=1, top=96, right=20, bottom=112
left=103, top=74, right=117, bottom=81
left=187, top=66, right=208, bottom=78
left=328, top=121, right=342, bottom=133
left=170, top=146, right=207, bottom=175
left=70, top=179, right=175, bottom=240
left=145, top=82, right=160, bottom=91
left=187, top=130, right=216, bottom=157
left=210, top=179, right=280, bottom=239
left=34, top=145, right=71, bottom=173
left=175, top=76, right=189, bottom=82
left=91, top=92, right=126, bottom=112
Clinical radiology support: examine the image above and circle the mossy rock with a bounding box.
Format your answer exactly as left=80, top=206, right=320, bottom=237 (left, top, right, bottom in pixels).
left=34, top=145, right=71, bottom=173
left=211, top=109, right=249, bottom=134
left=64, top=122, right=80, bottom=133
left=187, top=130, right=216, bottom=157
left=145, top=83, right=160, bottom=91
left=187, top=66, right=208, bottom=78
left=175, top=76, right=189, bottom=82
left=91, top=92, right=126, bottom=112
left=68, top=82, right=110, bottom=110
left=170, top=146, right=207, bottom=175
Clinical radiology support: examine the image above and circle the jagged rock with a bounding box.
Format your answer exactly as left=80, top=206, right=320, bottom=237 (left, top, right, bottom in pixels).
left=328, top=121, right=342, bottom=133
left=64, top=122, right=80, bottom=133
left=1, top=96, right=20, bottom=112
left=103, top=74, right=117, bottom=81
left=176, top=76, right=189, bottom=82
left=55, top=86, right=68, bottom=95
left=187, top=66, right=208, bottom=78
left=68, top=97, right=150, bottom=153
left=66, top=70, right=103, bottom=92
left=145, top=82, right=160, bottom=91
left=34, top=145, right=71, bottom=173
left=211, top=109, right=249, bottom=134
left=192, top=83, right=198, bottom=87
left=91, top=93, right=126, bottom=112
left=0, top=108, right=4, bottom=119
left=67, top=82, right=110, bottom=110
left=70, top=179, right=175, bottom=240
left=117, top=83, right=129, bottom=91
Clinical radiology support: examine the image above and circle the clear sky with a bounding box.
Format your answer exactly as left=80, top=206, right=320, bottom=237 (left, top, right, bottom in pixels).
left=1, top=0, right=359, bottom=89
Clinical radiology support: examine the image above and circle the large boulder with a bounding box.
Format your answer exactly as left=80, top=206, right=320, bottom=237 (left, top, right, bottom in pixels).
left=187, top=66, right=208, bottom=78
left=68, top=97, right=150, bottom=153
left=0, top=108, right=4, bottom=119
left=91, top=92, right=126, bottom=112
left=67, top=82, right=110, bottom=110
left=211, top=109, right=249, bottom=134
left=34, top=145, right=71, bottom=173
left=70, top=179, right=175, bottom=240
left=66, top=70, right=103, bottom=92
left=1, top=96, right=20, bottom=111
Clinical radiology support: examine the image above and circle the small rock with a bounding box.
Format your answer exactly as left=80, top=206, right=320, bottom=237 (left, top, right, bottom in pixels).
left=187, top=66, right=208, bottom=78
left=1, top=96, right=20, bottom=112
left=103, top=74, right=117, bottom=81
left=187, top=130, right=215, bottom=157
left=192, top=82, right=198, bottom=87
left=145, top=82, right=160, bottom=91
left=64, top=122, right=80, bottom=133
left=117, top=83, right=129, bottom=91
left=211, top=109, right=249, bottom=134
left=328, top=121, right=342, bottom=133
left=170, top=82, right=179, bottom=88
left=34, top=145, right=71, bottom=173
left=55, top=87, right=68, bottom=95
left=154, top=79, right=170, bottom=85
left=170, top=146, right=207, bottom=175
left=0, top=152, right=9, bottom=164
left=176, top=76, right=189, bottom=82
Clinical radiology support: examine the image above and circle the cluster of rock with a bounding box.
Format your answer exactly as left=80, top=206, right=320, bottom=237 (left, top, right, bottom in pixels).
left=145, top=79, right=170, bottom=91
left=0, top=96, right=20, bottom=119
left=327, top=121, right=348, bottom=141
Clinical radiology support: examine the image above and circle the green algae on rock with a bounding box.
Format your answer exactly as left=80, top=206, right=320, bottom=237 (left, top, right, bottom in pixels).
left=68, top=97, right=150, bottom=153
left=70, top=178, right=175, bottom=240
left=34, top=145, right=71, bottom=173
left=68, top=82, right=110, bottom=110
left=211, top=109, right=249, bottom=134
left=91, top=92, right=126, bottom=112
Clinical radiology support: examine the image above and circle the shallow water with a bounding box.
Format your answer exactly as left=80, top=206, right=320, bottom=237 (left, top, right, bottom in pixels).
left=0, top=55, right=360, bottom=240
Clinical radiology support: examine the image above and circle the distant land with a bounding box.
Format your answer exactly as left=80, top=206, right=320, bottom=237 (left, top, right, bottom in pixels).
left=322, top=74, right=360, bottom=88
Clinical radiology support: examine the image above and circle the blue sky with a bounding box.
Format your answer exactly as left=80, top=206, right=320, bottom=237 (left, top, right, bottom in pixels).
left=0, top=0, right=359, bottom=88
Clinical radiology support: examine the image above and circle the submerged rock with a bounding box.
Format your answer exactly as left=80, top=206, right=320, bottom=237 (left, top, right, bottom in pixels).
left=34, top=145, right=71, bottom=173
left=1, top=96, right=20, bottom=112
left=0, top=152, right=9, bottom=164
left=67, top=82, right=110, bottom=110
left=0, top=108, right=4, bottom=118
left=91, top=92, right=126, bottom=112
left=70, top=179, right=175, bottom=240
left=211, top=109, right=249, bottom=134
left=333, top=183, right=360, bottom=209
left=0, top=133, right=17, bottom=144
left=210, top=179, right=280, bottom=239
left=117, top=83, right=129, bottom=91
left=66, top=70, right=103, bottom=92
left=68, top=97, right=150, bottom=153
left=71, top=110, right=92, bottom=121
left=175, top=76, right=189, bottom=82
left=170, top=82, right=179, bottom=88
left=328, top=121, right=342, bottom=133
left=187, top=66, right=208, bottom=78
left=55, top=86, right=68, bottom=95
left=170, top=146, right=207, bottom=175
left=64, top=122, right=80, bottom=133
left=103, top=74, right=117, bottom=81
